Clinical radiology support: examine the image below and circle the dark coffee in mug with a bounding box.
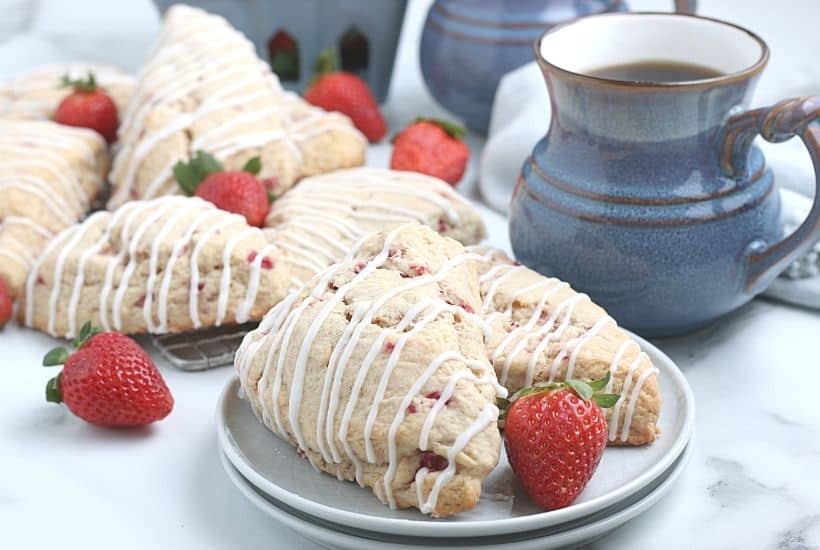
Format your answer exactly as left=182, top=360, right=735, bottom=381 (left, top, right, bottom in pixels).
left=588, top=60, right=723, bottom=82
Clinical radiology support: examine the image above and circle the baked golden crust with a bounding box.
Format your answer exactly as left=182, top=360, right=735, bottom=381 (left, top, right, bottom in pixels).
left=236, top=224, right=503, bottom=517
left=471, top=246, right=661, bottom=446
left=108, top=5, right=366, bottom=210
left=264, top=168, right=487, bottom=290
left=0, top=64, right=134, bottom=121
left=21, top=196, right=290, bottom=338
left=0, top=120, right=108, bottom=297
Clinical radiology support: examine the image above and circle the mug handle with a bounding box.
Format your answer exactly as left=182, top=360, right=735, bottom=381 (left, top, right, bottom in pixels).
left=673, top=0, right=697, bottom=14
left=720, top=96, right=820, bottom=294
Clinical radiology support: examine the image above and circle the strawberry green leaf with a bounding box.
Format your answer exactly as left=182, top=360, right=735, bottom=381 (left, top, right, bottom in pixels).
left=267, top=190, right=278, bottom=204
left=72, top=321, right=101, bottom=349
left=413, top=117, right=466, bottom=140
left=242, top=156, right=262, bottom=175
left=509, top=381, right=563, bottom=403
left=42, top=347, right=69, bottom=366
left=587, top=372, right=611, bottom=392
left=565, top=379, right=593, bottom=401
left=60, top=71, right=97, bottom=92
left=45, top=373, right=62, bottom=403
left=173, top=150, right=223, bottom=195
left=173, top=161, right=200, bottom=195
left=592, top=394, right=620, bottom=409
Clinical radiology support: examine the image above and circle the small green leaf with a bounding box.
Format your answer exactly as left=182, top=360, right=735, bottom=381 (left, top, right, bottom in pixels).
left=565, top=379, right=593, bottom=401
left=173, top=161, right=199, bottom=195
left=42, top=347, right=69, bottom=366
left=242, top=156, right=262, bottom=175
left=414, top=117, right=467, bottom=140
left=267, top=190, right=278, bottom=204
left=588, top=372, right=611, bottom=392
left=45, top=373, right=62, bottom=403
left=592, top=394, right=620, bottom=409
left=192, top=150, right=223, bottom=178
left=72, top=321, right=101, bottom=349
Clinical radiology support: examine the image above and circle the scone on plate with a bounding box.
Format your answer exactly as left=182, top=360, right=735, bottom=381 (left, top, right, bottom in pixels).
left=265, top=168, right=487, bottom=289
left=0, top=120, right=108, bottom=297
left=108, top=4, right=366, bottom=210
left=21, top=196, right=290, bottom=338
left=472, top=246, right=661, bottom=446
left=0, top=63, right=135, bottom=121
left=236, top=224, right=505, bottom=518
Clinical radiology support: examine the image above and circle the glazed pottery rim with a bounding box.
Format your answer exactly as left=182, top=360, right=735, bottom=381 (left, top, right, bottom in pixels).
left=534, top=11, right=769, bottom=90
left=432, top=0, right=625, bottom=29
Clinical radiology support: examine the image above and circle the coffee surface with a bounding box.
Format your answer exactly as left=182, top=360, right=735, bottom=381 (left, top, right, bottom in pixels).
left=587, top=60, right=724, bottom=82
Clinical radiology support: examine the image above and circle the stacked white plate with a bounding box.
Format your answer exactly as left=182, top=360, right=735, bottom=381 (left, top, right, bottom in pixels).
left=216, top=335, right=695, bottom=549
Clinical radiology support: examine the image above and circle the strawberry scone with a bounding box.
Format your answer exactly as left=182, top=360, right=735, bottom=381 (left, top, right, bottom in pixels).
left=21, top=196, right=290, bottom=338
left=0, top=64, right=134, bottom=121
left=471, top=246, right=662, bottom=446
left=0, top=120, right=108, bottom=297
left=108, top=4, right=366, bottom=209
left=264, top=168, right=486, bottom=289
left=236, top=224, right=504, bottom=517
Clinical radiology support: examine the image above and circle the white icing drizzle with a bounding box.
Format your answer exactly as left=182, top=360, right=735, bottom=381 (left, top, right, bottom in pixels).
left=619, top=367, right=659, bottom=442
left=608, top=351, right=649, bottom=441
left=418, top=404, right=499, bottom=514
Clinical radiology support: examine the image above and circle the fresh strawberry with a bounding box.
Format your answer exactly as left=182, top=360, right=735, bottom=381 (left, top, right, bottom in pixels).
left=0, top=278, right=12, bottom=328
left=390, top=118, right=469, bottom=185
left=53, top=72, right=118, bottom=143
left=304, top=48, right=386, bottom=142
left=173, top=151, right=270, bottom=227
left=42, top=322, right=174, bottom=428
left=499, top=374, right=619, bottom=511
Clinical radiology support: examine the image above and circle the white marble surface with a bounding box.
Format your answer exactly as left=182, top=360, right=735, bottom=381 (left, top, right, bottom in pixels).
left=1, top=1, right=819, bottom=549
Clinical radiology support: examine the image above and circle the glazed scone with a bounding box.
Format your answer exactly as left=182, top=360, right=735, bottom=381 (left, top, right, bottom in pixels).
left=0, top=120, right=108, bottom=297
left=471, top=246, right=661, bottom=446
left=21, top=196, right=290, bottom=338
left=265, top=168, right=487, bottom=289
left=236, top=224, right=505, bottom=517
left=108, top=4, right=366, bottom=209
left=0, top=63, right=135, bottom=121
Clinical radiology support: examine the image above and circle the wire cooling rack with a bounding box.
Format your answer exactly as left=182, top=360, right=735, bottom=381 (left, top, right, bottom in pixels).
left=151, top=323, right=256, bottom=371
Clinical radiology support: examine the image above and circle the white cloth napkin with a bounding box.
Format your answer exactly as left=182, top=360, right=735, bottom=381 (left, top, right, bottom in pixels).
left=479, top=60, right=820, bottom=309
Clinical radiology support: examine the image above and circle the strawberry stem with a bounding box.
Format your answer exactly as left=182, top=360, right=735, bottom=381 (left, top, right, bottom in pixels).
left=60, top=72, right=97, bottom=93
left=45, top=373, right=62, bottom=403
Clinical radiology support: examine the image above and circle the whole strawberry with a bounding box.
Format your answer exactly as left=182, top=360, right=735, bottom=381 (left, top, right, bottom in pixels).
left=304, top=49, right=386, bottom=142
left=391, top=118, right=469, bottom=185
left=43, top=322, right=174, bottom=427
left=53, top=72, right=118, bottom=143
left=0, top=277, right=12, bottom=328
left=173, top=151, right=270, bottom=227
left=500, top=374, right=619, bottom=511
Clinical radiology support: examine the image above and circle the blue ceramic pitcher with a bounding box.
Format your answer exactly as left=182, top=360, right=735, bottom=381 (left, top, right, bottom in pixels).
left=420, top=0, right=695, bottom=134
left=510, top=13, right=820, bottom=336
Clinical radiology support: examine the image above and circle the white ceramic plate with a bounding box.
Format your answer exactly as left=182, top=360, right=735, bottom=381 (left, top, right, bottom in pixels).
left=216, top=334, right=694, bottom=538
left=220, top=441, right=693, bottom=549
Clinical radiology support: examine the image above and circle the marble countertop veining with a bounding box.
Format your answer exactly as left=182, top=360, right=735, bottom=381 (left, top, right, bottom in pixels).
left=1, top=1, right=819, bottom=549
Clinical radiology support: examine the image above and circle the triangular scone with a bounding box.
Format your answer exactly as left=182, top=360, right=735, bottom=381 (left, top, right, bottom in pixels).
left=471, top=247, right=661, bottom=446
left=108, top=5, right=366, bottom=209
left=21, top=196, right=290, bottom=338
left=236, top=224, right=505, bottom=517
left=0, top=120, right=108, bottom=297
left=0, top=64, right=135, bottom=121
left=264, top=168, right=487, bottom=289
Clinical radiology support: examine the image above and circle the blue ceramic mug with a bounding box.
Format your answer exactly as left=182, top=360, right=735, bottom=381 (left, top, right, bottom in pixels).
left=419, top=0, right=696, bottom=134
left=510, top=13, right=820, bottom=337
